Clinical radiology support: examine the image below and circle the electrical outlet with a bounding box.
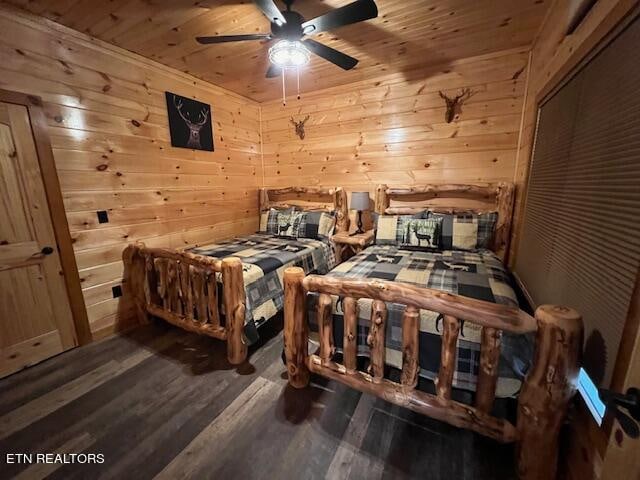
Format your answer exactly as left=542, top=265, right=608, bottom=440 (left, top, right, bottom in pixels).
left=97, top=210, right=109, bottom=224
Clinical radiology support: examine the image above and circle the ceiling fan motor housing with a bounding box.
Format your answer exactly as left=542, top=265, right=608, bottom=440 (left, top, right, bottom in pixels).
left=271, top=10, right=305, bottom=40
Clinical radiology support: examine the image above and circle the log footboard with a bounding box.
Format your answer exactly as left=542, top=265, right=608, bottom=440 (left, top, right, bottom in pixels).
left=123, top=243, right=247, bottom=365
left=283, top=267, right=583, bottom=480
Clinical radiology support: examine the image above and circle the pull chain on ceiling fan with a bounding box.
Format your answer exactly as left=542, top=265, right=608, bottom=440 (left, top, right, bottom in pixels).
left=196, top=0, right=378, bottom=104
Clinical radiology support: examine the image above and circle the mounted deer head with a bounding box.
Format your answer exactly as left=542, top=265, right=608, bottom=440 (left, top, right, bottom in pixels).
left=173, top=95, right=210, bottom=149
left=438, top=88, right=472, bottom=123
left=290, top=115, right=310, bottom=140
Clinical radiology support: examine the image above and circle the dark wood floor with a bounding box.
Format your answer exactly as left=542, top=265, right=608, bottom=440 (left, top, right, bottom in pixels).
left=0, top=318, right=516, bottom=480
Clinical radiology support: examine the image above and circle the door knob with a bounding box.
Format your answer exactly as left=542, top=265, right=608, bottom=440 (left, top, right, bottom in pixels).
left=599, top=387, right=640, bottom=438
left=41, top=246, right=54, bottom=255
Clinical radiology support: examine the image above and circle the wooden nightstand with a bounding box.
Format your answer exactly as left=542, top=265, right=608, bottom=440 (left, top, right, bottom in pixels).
left=332, top=230, right=375, bottom=262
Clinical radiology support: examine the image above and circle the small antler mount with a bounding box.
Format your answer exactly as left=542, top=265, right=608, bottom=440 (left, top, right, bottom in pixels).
left=290, top=115, right=310, bottom=140
left=438, top=88, right=473, bottom=123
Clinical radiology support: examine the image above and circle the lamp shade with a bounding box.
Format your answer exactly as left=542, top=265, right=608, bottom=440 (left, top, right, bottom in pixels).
left=350, top=192, right=370, bottom=211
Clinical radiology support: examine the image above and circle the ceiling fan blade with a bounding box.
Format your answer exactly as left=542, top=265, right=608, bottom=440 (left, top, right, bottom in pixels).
left=303, top=39, right=358, bottom=70
left=196, top=34, right=271, bottom=44
left=253, top=0, right=287, bottom=25
left=301, top=0, right=377, bottom=35
left=266, top=64, right=282, bottom=78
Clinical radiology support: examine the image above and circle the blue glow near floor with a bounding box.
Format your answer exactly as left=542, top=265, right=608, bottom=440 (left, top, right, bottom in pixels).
left=578, top=368, right=606, bottom=426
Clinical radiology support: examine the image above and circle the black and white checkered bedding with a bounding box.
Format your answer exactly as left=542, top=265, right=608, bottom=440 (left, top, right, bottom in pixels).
left=190, top=233, right=336, bottom=344
left=307, top=245, right=533, bottom=397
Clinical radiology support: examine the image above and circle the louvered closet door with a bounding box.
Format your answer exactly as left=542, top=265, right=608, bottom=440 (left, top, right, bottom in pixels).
left=514, top=15, right=640, bottom=387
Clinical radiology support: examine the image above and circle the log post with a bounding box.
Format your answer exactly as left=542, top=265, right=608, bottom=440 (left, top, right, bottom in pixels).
left=435, top=315, right=460, bottom=400
left=516, top=305, right=583, bottom=480
left=144, top=254, right=161, bottom=308
left=368, top=300, right=387, bottom=383
left=122, top=243, right=148, bottom=325
left=343, top=296, right=358, bottom=373
left=317, top=293, right=334, bottom=365
left=222, top=257, right=247, bottom=365
left=475, top=327, right=501, bottom=413
left=207, top=272, right=220, bottom=328
left=258, top=188, right=270, bottom=212
left=374, top=184, right=389, bottom=214
left=493, top=182, right=515, bottom=263
left=334, top=187, right=349, bottom=233
left=166, top=260, right=179, bottom=313
left=191, top=267, right=206, bottom=322
left=284, top=267, right=310, bottom=388
left=179, top=262, right=193, bottom=319
left=401, top=305, right=420, bottom=388
left=156, top=258, right=168, bottom=310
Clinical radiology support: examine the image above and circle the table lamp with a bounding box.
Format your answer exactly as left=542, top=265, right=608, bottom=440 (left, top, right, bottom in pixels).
left=350, top=192, right=370, bottom=235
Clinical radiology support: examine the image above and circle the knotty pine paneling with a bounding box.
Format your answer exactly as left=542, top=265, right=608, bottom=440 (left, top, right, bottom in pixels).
left=261, top=48, right=528, bottom=209
left=3, top=0, right=549, bottom=102
left=0, top=7, right=262, bottom=339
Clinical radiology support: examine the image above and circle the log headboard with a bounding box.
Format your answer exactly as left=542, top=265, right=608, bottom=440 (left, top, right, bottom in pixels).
left=374, top=183, right=515, bottom=261
left=259, top=186, right=349, bottom=234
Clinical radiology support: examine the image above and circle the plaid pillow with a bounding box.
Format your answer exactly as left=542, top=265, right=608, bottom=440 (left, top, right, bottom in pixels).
left=260, top=207, right=295, bottom=234
left=376, top=215, right=442, bottom=248
left=399, top=218, right=441, bottom=249
left=434, top=211, right=498, bottom=250
left=287, top=210, right=336, bottom=239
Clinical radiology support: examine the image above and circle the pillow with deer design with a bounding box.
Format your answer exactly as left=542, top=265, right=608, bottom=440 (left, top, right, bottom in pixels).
left=260, top=207, right=296, bottom=234
left=375, top=215, right=441, bottom=249
left=399, top=218, right=441, bottom=249
left=274, top=210, right=297, bottom=237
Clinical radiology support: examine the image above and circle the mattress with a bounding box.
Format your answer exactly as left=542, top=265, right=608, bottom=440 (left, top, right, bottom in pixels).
left=307, top=245, right=533, bottom=397
left=191, top=233, right=336, bottom=344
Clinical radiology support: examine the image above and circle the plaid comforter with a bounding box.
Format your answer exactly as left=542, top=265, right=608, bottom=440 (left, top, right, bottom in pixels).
left=307, top=245, right=533, bottom=397
left=190, top=233, right=336, bottom=344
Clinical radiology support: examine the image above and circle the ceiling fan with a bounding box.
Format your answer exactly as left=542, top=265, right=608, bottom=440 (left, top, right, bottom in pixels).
left=196, top=0, right=378, bottom=78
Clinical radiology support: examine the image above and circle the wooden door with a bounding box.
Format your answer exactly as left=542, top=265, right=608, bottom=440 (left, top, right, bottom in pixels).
left=563, top=271, right=640, bottom=480
left=599, top=275, right=640, bottom=478
left=0, top=101, right=78, bottom=377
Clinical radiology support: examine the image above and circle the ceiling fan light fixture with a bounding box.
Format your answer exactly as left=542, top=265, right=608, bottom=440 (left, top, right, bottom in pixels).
left=268, top=40, right=310, bottom=68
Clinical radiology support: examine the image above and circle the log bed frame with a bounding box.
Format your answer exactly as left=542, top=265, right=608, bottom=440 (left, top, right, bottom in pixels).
left=283, top=183, right=583, bottom=480
left=122, top=186, right=348, bottom=365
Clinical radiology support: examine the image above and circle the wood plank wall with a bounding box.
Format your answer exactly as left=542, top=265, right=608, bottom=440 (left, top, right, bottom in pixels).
left=0, top=7, right=262, bottom=339
left=260, top=48, right=530, bottom=203
left=0, top=7, right=531, bottom=341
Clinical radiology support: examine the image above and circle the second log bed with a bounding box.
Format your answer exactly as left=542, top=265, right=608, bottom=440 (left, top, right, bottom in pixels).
left=122, top=186, right=348, bottom=365
left=283, top=183, right=584, bottom=480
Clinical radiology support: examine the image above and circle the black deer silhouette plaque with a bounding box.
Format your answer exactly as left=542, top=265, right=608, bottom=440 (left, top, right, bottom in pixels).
left=165, top=92, right=214, bottom=151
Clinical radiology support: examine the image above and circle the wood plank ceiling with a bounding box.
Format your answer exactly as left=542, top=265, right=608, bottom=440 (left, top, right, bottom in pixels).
left=2, top=0, right=549, bottom=102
